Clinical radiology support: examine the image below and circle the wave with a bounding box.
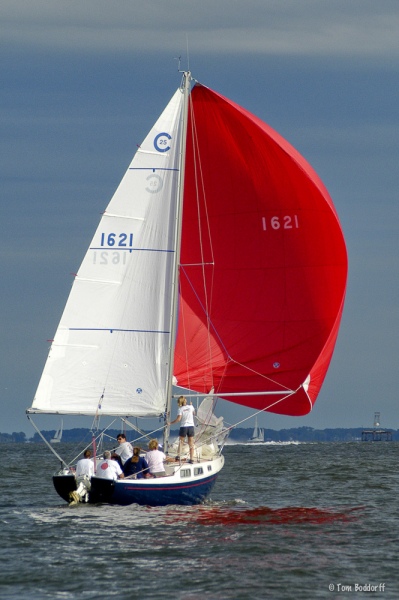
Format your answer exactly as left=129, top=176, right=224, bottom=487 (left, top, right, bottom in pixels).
left=225, top=440, right=302, bottom=446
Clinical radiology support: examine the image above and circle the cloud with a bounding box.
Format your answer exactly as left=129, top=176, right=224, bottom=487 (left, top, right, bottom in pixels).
left=1, top=0, right=399, bottom=59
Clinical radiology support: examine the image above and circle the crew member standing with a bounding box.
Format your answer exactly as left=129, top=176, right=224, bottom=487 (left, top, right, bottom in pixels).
left=169, top=396, right=196, bottom=463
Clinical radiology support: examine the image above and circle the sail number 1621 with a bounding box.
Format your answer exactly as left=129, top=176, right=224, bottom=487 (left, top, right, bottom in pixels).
left=262, top=215, right=299, bottom=231
left=100, top=233, right=133, bottom=247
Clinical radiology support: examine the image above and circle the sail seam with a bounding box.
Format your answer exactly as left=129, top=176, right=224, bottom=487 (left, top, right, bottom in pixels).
left=181, top=262, right=214, bottom=267
left=88, top=247, right=174, bottom=253
left=52, top=343, right=98, bottom=348
left=75, top=277, right=121, bottom=284
left=129, top=167, right=179, bottom=171
left=134, top=149, right=175, bottom=157
left=102, top=213, right=145, bottom=220
left=69, top=327, right=170, bottom=333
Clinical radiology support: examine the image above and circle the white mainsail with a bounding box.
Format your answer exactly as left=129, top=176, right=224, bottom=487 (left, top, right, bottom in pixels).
left=31, top=89, right=185, bottom=417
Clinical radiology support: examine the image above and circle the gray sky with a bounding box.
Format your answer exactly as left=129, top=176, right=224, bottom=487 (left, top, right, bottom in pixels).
left=1, top=1, right=398, bottom=435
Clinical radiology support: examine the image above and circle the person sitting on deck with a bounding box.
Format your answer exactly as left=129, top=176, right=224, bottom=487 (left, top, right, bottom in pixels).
left=96, top=451, right=124, bottom=480
left=69, top=449, right=94, bottom=505
left=145, top=439, right=173, bottom=477
left=123, top=447, right=150, bottom=479
left=112, top=433, right=133, bottom=466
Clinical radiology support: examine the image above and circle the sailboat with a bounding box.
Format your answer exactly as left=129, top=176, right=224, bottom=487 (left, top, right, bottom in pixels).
left=50, top=419, right=63, bottom=444
left=249, top=417, right=264, bottom=443
left=26, top=71, right=347, bottom=506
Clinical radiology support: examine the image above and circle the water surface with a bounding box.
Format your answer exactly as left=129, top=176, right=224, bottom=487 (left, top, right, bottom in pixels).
left=1, top=442, right=398, bottom=599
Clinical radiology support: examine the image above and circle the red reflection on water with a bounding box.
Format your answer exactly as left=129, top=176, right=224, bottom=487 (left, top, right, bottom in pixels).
left=188, top=506, right=362, bottom=526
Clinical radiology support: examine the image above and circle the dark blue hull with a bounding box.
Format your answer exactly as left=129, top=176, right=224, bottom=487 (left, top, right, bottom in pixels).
left=54, top=456, right=224, bottom=506
left=89, top=472, right=219, bottom=506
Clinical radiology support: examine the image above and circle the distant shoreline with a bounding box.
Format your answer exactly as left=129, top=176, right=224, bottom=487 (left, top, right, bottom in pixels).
left=1, top=426, right=397, bottom=444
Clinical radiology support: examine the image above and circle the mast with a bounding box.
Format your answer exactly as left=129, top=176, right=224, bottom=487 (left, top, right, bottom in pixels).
left=163, top=71, right=191, bottom=452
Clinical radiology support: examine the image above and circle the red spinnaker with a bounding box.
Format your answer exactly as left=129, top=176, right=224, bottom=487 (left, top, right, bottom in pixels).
left=174, top=84, right=347, bottom=416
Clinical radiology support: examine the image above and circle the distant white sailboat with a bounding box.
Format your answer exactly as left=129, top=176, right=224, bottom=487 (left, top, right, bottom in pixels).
left=249, top=417, right=264, bottom=443
left=50, top=420, right=63, bottom=444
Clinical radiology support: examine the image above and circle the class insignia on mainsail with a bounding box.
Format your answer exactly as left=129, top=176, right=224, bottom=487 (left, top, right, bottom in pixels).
left=27, top=71, right=347, bottom=506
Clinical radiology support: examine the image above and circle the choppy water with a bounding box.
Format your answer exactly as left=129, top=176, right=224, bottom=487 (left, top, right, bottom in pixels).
left=1, top=442, right=398, bottom=599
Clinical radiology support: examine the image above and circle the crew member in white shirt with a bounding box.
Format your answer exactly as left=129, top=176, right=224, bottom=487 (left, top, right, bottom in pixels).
left=96, top=451, right=124, bottom=480
left=145, top=439, right=169, bottom=477
left=69, top=449, right=95, bottom=505
left=112, top=433, right=133, bottom=465
left=75, top=449, right=95, bottom=478
left=168, top=396, right=196, bottom=463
